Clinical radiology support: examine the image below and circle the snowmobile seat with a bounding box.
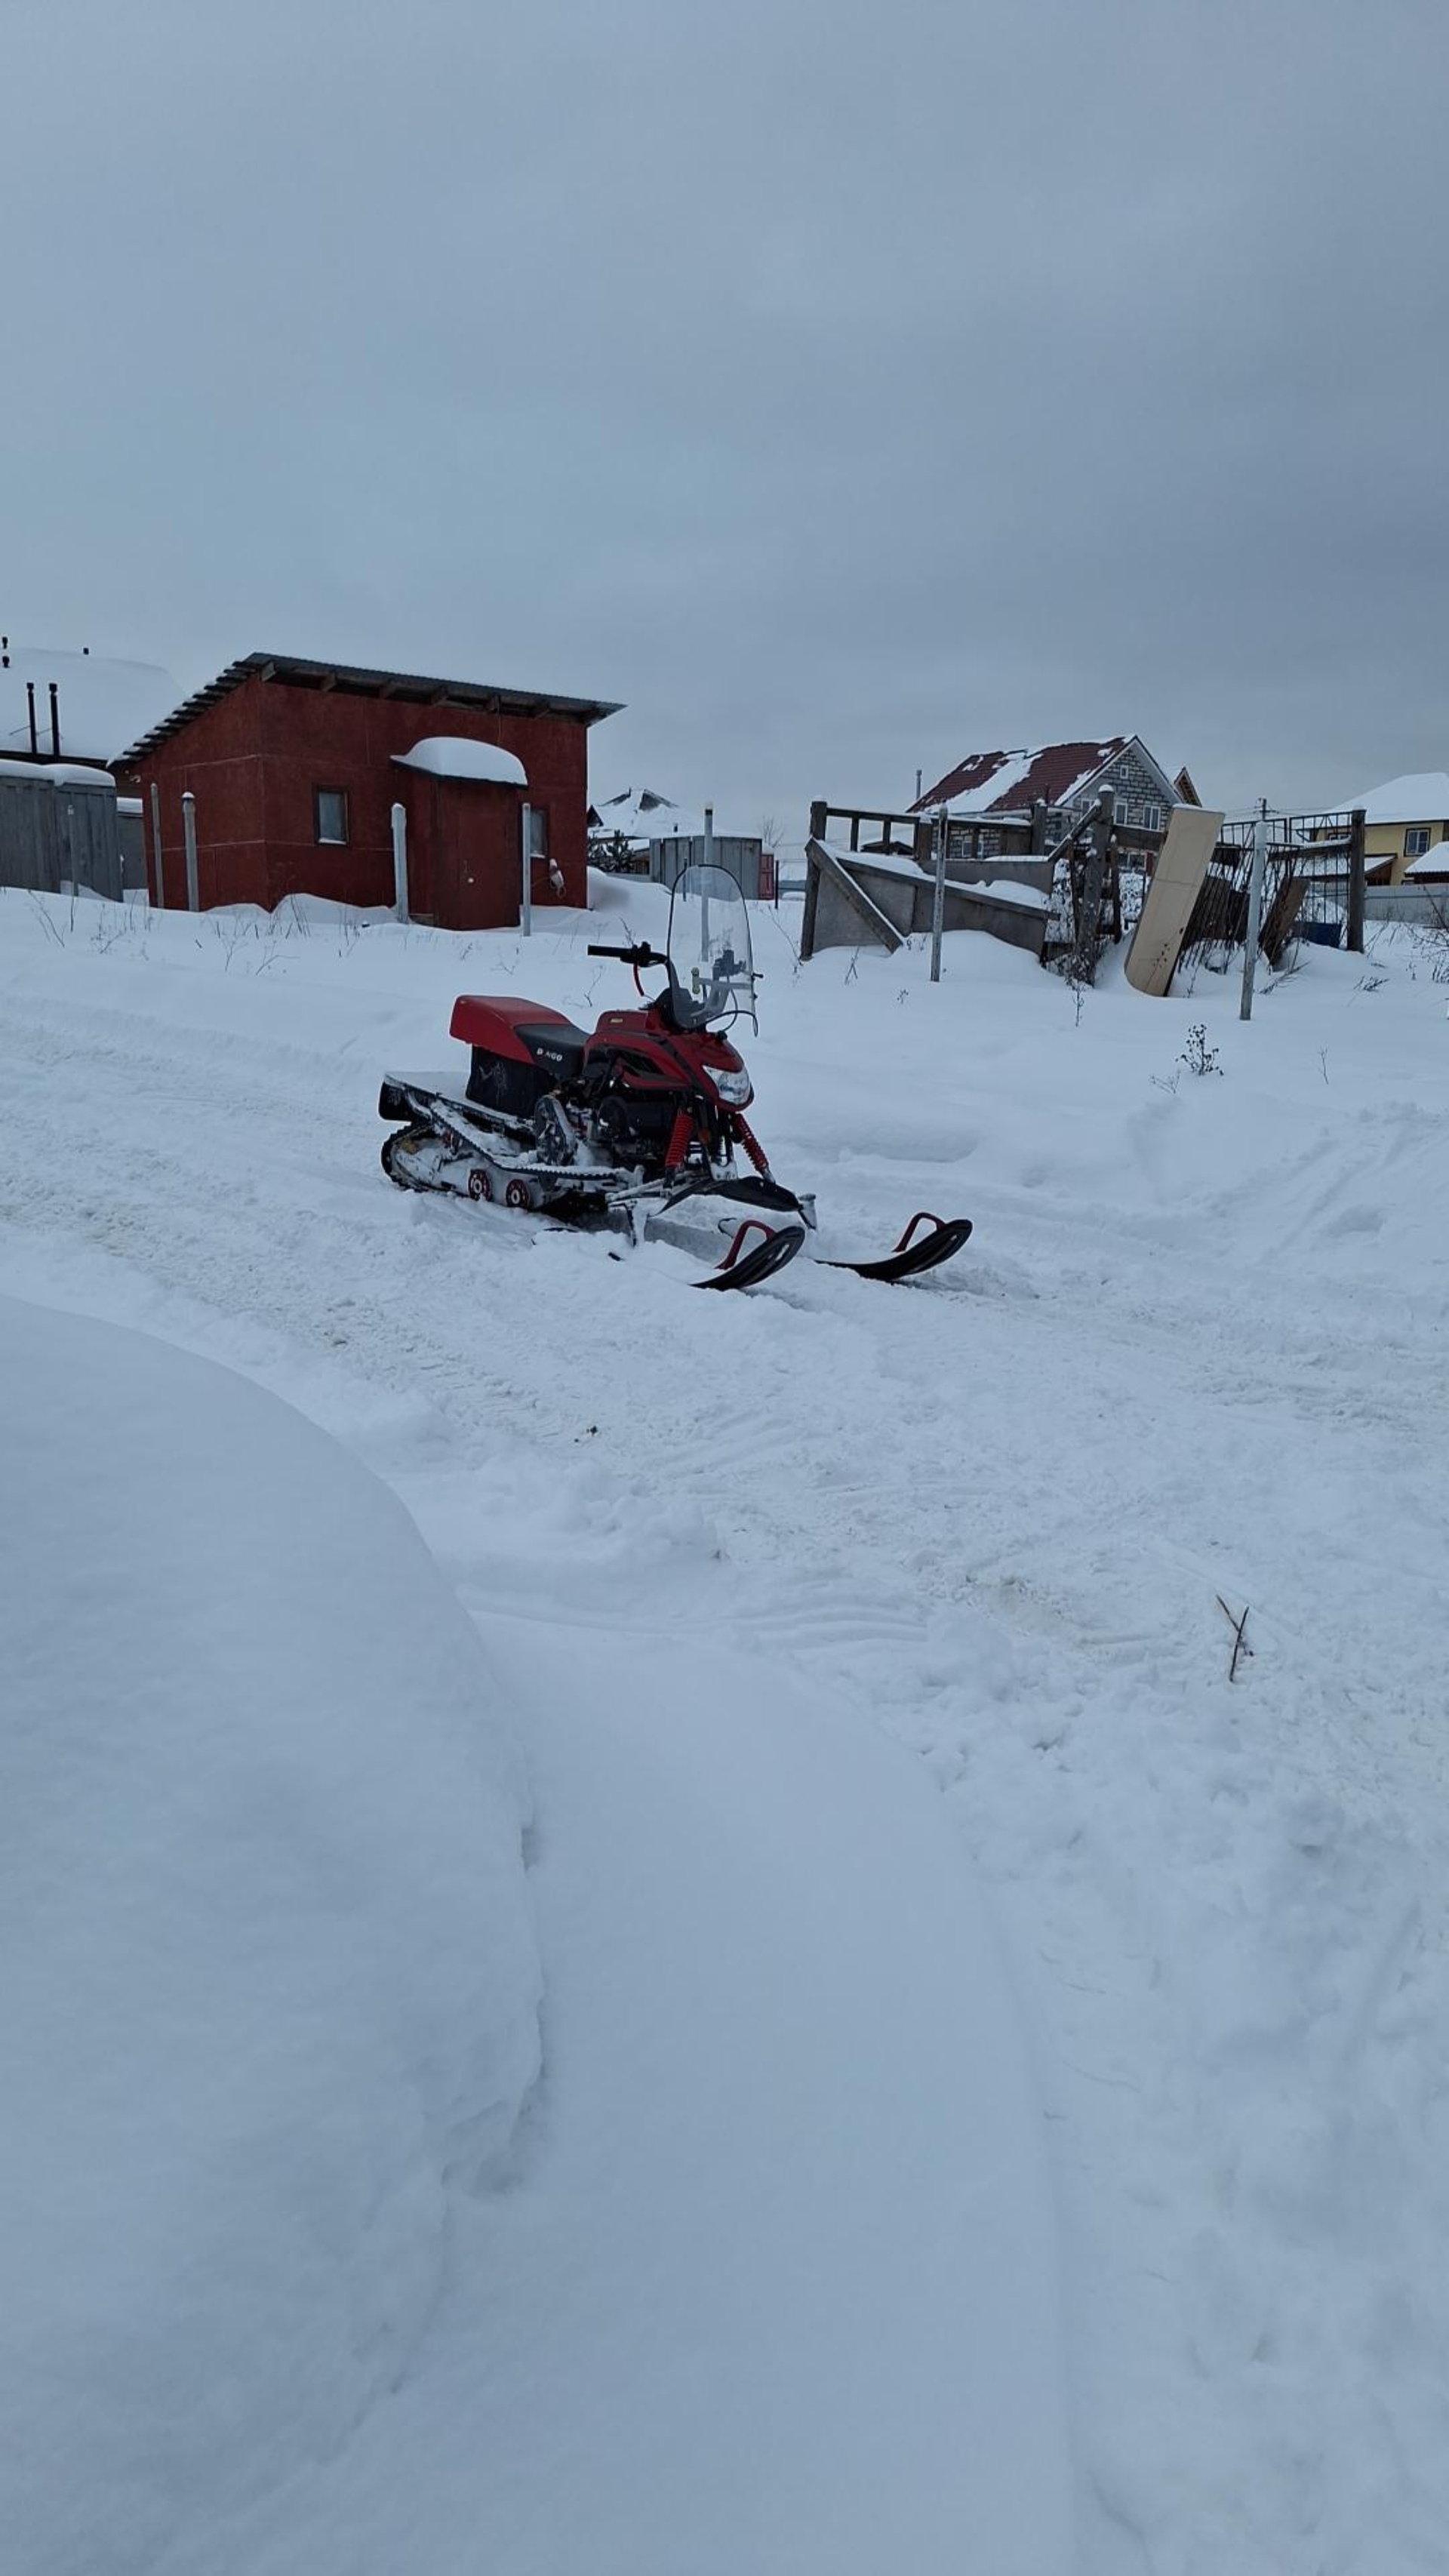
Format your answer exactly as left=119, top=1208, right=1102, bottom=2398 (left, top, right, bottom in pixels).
left=451, top=996, right=587, bottom=1076
left=513, top=1020, right=589, bottom=1081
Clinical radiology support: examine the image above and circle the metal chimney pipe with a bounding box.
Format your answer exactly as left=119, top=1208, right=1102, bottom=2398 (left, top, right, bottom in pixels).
left=48, top=682, right=60, bottom=759
left=26, top=683, right=38, bottom=756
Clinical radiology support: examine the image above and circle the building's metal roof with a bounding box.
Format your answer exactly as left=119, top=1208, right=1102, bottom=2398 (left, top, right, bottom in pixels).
left=914, top=739, right=1134, bottom=815
left=117, top=651, right=623, bottom=766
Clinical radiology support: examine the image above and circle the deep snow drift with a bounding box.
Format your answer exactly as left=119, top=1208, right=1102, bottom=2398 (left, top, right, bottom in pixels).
left=0, top=1298, right=542, bottom=2574
left=2, top=877, right=1448, bottom=2572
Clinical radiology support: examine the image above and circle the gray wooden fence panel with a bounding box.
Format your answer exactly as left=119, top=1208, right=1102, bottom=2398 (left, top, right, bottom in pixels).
left=60, top=785, right=122, bottom=900
left=0, top=776, right=61, bottom=891
left=0, top=773, right=122, bottom=900
left=648, top=836, right=765, bottom=899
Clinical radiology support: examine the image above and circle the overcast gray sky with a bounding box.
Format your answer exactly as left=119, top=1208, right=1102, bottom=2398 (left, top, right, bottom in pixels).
left=5, top=0, right=1446, bottom=822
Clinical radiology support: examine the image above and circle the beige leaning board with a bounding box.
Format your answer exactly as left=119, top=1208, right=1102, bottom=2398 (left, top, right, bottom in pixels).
left=1124, top=805, right=1225, bottom=996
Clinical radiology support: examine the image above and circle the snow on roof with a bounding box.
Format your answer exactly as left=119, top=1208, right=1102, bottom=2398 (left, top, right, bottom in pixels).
left=1405, top=842, right=1449, bottom=878
left=817, top=841, right=927, bottom=883
left=589, top=790, right=757, bottom=846
left=817, top=844, right=1047, bottom=908
left=913, top=737, right=1166, bottom=817
left=392, top=735, right=528, bottom=787
left=1344, top=773, right=1449, bottom=825
left=0, top=757, right=116, bottom=789
left=0, top=647, right=178, bottom=765
left=642, top=809, right=757, bottom=845
left=589, top=786, right=681, bottom=836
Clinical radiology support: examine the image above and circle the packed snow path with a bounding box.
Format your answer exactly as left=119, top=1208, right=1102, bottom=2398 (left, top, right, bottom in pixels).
left=4, top=883, right=1449, bottom=2570
left=241, top=1623, right=1072, bottom=2576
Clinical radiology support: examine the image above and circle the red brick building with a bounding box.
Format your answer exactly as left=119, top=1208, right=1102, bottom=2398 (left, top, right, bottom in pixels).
left=116, top=652, right=621, bottom=928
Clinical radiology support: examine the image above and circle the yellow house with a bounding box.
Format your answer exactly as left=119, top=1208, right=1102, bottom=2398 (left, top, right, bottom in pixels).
left=1346, top=772, right=1449, bottom=883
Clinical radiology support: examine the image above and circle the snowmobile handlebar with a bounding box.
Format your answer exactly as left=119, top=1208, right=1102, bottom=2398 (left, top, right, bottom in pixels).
left=586, top=942, right=669, bottom=967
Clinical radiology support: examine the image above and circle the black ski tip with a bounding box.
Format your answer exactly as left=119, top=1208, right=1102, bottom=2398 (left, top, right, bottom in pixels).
left=696, top=1220, right=807, bottom=1291
left=822, top=1214, right=974, bottom=1283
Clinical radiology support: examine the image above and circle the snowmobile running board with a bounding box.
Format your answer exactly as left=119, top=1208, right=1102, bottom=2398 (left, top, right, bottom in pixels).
left=817, top=1212, right=974, bottom=1284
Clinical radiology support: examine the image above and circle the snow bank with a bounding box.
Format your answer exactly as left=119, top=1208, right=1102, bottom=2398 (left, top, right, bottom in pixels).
left=0, top=1300, right=540, bottom=2576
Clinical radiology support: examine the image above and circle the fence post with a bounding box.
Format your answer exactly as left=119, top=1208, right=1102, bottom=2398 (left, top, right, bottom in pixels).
left=149, top=781, right=165, bottom=908
left=1239, top=799, right=1267, bottom=1020
left=1346, top=808, right=1366, bottom=953
left=181, top=789, right=199, bottom=912
left=929, top=803, right=947, bottom=983
left=390, top=802, right=409, bottom=922
left=1071, top=787, right=1114, bottom=981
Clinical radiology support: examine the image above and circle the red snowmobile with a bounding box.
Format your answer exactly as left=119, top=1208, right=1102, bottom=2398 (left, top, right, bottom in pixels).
left=378, top=863, right=971, bottom=1290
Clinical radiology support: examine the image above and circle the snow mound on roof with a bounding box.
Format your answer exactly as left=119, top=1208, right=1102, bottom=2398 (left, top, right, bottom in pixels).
left=0, top=647, right=178, bottom=764
left=590, top=789, right=755, bottom=845
left=393, top=734, right=528, bottom=786
left=0, top=758, right=115, bottom=789
left=0, top=1298, right=541, bottom=2576
left=1346, top=772, right=1449, bottom=825
left=590, top=785, right=681, bottom=836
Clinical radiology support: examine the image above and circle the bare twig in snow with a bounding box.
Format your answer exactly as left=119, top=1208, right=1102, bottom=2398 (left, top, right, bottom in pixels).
left=1216, top=1596, right=1253, bottom=1682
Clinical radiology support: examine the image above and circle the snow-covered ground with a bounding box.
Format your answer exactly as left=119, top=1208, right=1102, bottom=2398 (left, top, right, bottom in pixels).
left=3, top=877, right=1447, bottom=2571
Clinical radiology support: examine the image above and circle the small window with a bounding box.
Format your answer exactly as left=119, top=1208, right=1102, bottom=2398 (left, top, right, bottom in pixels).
left=1113, top=796, right=1130, bottom=825
left=1404, top=826, right=1431, bottom=857
left=314, top=787, right=349, bottom=845
left=1143, top=801, right=1163, bottom=833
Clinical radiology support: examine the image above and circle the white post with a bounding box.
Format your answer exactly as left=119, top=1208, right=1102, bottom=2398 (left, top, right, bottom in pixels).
left=1239, top=798, right=1267, bottom=1021
left=930, top=802, right=948, bottom=983
left=390, top=801, right=409, bottom=922
left=149, top=780, right=165, bottom=908
left=703, top=803, right=715, bottom=869
left=181, top=789, right=199, bottom=912
left=520, top=804, right=533, bottom=935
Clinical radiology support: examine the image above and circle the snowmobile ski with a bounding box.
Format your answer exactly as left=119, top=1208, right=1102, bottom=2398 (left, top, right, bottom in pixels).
left=814, top=1211, right=974, bottom=1283
left=695, top=1216, right=807, bottom=1290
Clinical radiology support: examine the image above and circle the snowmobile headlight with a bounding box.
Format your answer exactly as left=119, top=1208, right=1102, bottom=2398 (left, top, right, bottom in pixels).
left=712, top=1067, right=752, bottom=1106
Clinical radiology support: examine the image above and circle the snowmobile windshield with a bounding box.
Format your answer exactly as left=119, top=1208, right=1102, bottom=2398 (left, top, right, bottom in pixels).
left=666, top=863, right=758, bottom=1031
